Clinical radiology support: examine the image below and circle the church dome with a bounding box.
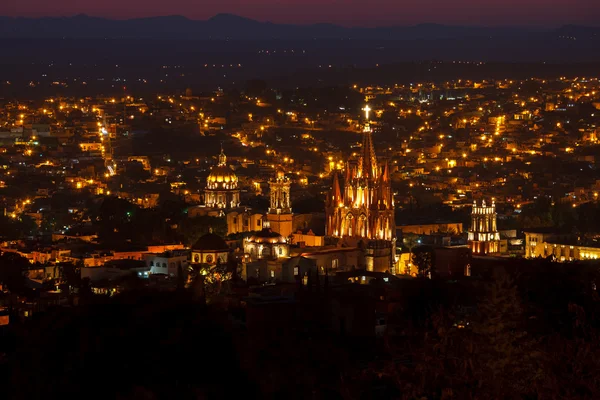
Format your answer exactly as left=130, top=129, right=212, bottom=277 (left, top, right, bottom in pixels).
left=207, top=165, right=238, bottom=186
left=206, top=148, right=238, bottom=189
left=192, top=232, right=229, bottom=251
left=247, top=228, right=287, bottom=244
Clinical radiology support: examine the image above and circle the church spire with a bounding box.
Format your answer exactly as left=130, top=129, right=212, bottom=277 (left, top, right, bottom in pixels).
left=359, top=105, right=378, bottom=180
left=382, top=160, right=390, bottom=183
left=345, top=161, right=351, bottom=182
left=331, top=171, right=342, bottom=206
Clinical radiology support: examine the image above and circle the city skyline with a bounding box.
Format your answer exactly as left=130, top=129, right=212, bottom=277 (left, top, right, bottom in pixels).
left=2, top=0, right=599, bottom=27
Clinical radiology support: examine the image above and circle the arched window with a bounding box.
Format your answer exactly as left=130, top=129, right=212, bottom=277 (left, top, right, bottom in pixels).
left=162, top=263, right=167, bottom=269
left=149, top=261, right=154, bottom=267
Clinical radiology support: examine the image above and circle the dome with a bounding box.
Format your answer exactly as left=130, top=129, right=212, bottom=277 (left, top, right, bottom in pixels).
left=207, top=165, right=238, bottom=186
left=192, top=232, right=229, bottom=251
left=247, top=228, right=287, bottom=244
left=206, top=147, right=238, bottom=190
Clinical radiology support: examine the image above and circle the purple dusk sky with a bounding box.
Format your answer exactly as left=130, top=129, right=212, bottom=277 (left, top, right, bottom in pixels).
left=1, top=0, right=599, bottom=27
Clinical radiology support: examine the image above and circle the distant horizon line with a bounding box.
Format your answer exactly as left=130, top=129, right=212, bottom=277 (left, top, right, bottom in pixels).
left=0, top=13, right=596, bottom=30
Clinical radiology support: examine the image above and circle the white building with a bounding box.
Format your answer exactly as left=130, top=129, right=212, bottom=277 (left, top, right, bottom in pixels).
left=144, top=250, right=189, bottom=277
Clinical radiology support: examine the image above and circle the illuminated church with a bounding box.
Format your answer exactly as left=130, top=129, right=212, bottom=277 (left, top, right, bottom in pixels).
left=468, top=199, right=500, bottom=254
left=326, top=106, right=396, bottom=272
left=204, top=147, right=240, bottom=209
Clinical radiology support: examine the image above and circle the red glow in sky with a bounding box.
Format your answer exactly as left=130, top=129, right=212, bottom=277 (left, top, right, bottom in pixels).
left=1, top=0, right=598, bottom=27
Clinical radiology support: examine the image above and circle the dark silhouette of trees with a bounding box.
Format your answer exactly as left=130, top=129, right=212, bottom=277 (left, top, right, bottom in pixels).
left=470, top=269, right=544, bottom=397
left=0, top=252, right=29, bottom=294
left=1, top=254, right=599, bottom=399
left=177, top=215, right=227, bottom=246
left=0, top=215, right=37, bottom=239
left=7, top=291, right=258, bottom=400
left=58, top=261, right=82, bottom=294
left=412, top=245, right=436, bottom=277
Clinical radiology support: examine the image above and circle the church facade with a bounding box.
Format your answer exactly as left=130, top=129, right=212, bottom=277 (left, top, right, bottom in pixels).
left=325, top=106, right=396, bottom=272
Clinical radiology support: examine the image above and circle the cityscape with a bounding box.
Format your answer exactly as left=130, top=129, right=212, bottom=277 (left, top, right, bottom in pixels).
left=1, top=6, right=600, bottom=400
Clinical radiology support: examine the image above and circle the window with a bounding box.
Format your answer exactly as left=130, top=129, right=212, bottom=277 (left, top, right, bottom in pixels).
left=162, top=263, right=167, bottom=269
left=206, top=255, right=213, bottom=263
left=278, top=247, right=283, bottom=256
left=257, top=219, right=262, bottom=228
left=149, top=261, right=154, bottom=267
left=194, top=254, right=199, bottom=263
left=270, top=270, right=275, bottom=278
left=332, top=258, right=339, bottom=269
left=294, top=267, right=299, bottom=276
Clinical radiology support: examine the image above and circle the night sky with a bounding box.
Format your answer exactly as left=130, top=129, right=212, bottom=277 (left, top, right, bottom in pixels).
left=1, top=0, right=599, bottom=27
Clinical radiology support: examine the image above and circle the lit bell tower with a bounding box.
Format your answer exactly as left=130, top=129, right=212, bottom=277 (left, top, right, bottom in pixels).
left=468, top=198, right=500, bottom=255
left=267, top=170, right=293, bottom=238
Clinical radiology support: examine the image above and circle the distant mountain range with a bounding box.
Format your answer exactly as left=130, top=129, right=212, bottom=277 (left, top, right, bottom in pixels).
left=0, top=14, right=598, bottom=41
